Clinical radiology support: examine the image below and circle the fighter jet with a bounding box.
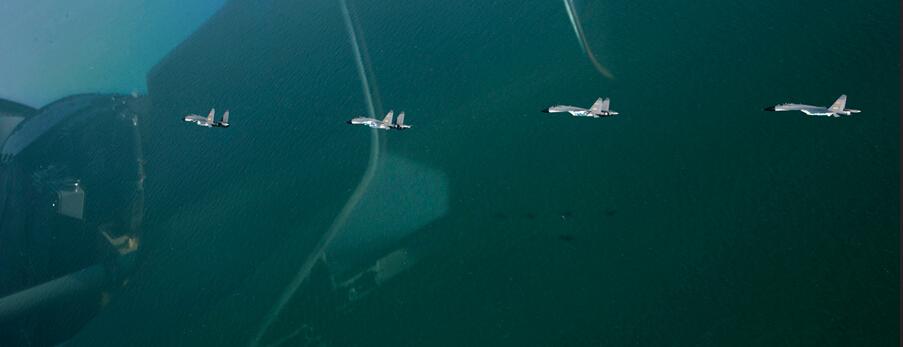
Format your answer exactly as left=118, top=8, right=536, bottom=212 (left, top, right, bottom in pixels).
left=542, top=97, right=618, bottom=118
left=764, top=95, right=861, bottom=117
left=183, top=109, right=230, bottom=127
left=347, top=110, right=411, bottom=130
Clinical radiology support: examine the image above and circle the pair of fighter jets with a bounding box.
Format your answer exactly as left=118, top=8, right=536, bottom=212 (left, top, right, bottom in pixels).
left=344, top=97, right=618, bottom=131
left=541, top=94, right=861, bottom=118
left=540, top=94, right=860, bottom=119
left=347, top=110, right=412, bottom=130
left=183, top=108, right=230, bottom=128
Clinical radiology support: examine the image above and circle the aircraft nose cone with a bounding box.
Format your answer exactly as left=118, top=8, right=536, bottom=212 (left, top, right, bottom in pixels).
left=541, top=108, right=550, bottom=113
left=764, top=106, right=776, bottom=112
left=345, top=120, right=353, bottom=124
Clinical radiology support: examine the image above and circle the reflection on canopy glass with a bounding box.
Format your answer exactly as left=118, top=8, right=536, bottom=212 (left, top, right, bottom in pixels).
left=0, top=0, right=898, bottom=346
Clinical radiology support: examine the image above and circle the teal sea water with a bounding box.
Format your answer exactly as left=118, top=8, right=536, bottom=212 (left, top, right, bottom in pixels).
left=4, top=0, right=898, bottom=346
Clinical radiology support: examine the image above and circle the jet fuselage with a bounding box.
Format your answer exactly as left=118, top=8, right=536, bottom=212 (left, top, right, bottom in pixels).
left=543, top=106, right=618, bottom=118
left=348, top=117, right=392, bottom=130
left=764, top=95, right=861, bottom=117
left=183, top=116, right=214, bottom=127
left=765, top=104, right=861, bottom=117
left=568, top=109, right=619, bottom=118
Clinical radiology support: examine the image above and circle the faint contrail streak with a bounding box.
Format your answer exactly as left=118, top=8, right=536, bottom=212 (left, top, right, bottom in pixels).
left=563, top=0, right=614, bottom=79
left=249, top=0, right=381, bottom=345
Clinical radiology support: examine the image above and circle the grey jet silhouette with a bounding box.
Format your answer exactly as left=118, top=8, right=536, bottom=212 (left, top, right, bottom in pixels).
left=542, top=97, right=618, bottom=118
left=184, top=109, right=230, bottom=127
left=765, top=95, right=860, bottom=117
left=347, top=110, right=411, bottom=130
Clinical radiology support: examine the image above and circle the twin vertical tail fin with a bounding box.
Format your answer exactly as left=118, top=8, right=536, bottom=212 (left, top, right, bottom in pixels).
left=221, top=110, right=230, bottom=124
left=589, top=97, right=610, bottom=113
left=829, top=95, right=847, bottom=112
left=396, top=112, right=405, bottom=127
left=382, top=110, right=394, bottom=124
left=207, top=108, right=216, bottom=123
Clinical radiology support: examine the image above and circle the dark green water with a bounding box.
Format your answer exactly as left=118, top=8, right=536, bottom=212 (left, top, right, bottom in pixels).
left=65, top=0, right=898, bottom=345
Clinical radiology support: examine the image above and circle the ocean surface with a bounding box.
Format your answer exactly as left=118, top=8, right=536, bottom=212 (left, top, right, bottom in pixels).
left=3, top=0, right=899, bottom=346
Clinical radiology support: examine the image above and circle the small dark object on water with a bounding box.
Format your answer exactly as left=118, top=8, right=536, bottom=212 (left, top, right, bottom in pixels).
left=558, top=234, right=575, bottom=242
left=605, top=209, right=617, bottom=216
left=526, top=212, right=537, bottom=219
left=559, top=211, right=573, bottom=221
